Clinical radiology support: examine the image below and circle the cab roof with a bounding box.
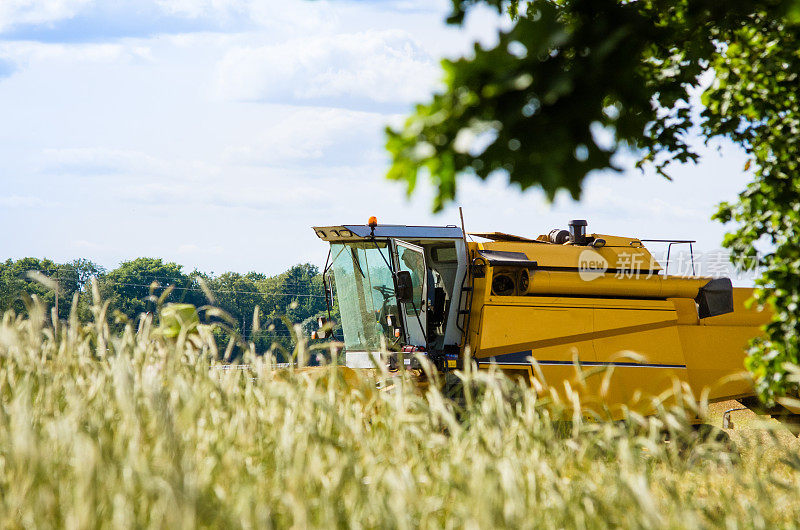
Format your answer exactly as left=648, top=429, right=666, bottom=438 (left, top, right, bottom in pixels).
left=313, top=224, right=464, bottom=242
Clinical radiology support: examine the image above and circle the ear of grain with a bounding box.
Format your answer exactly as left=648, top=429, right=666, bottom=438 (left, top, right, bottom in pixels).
left=0, top=296, right=798, bottom=527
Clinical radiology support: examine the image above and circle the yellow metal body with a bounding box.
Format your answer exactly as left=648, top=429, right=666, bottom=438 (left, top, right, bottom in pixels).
left=466, top=234, right=770, bottom=418
left=311, top=222, right=771, bottom=418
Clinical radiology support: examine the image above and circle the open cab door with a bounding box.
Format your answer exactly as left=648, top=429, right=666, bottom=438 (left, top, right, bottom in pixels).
left=394, top=239, right=427, bottom=347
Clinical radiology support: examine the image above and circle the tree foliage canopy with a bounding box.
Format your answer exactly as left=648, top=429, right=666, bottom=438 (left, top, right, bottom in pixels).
left=0, top=258, right=104, bottom=318
left=0, top=257, right=332, bottom=361
left=387, top=0, right=800, bottom=402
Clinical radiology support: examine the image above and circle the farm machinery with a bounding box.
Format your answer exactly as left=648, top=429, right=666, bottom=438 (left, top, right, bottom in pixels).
left=312, top=217, right=794, bottom=424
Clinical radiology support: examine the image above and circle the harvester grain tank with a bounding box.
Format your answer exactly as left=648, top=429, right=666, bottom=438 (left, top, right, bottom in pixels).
left=312, top=218, right=786, bottom=420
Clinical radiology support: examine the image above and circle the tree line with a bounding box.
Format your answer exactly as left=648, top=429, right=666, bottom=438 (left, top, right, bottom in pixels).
left=0, top=257, right=338, bottom=359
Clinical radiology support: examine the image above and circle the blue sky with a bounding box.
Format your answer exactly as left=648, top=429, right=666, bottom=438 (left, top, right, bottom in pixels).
left=0, top=0, right=755, bottom=282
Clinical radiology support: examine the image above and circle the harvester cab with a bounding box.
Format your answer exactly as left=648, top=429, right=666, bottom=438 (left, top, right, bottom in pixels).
left=313, top=221, right=468, bottom=370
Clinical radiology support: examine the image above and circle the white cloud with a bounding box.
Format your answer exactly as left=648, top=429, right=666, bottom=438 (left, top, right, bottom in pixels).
left=0, top=0, right=92, bottom=32
left=155, top=0, right=241, bottom=19
left=114, top=171, right=334, bottom=211
left=32, top=145, right=351, bottom=212
left=0, top=194, right=50, bottom=207
left=177, top=243, right=223, bottom=255
left=0, top=56, right=15, bottom=78
left=40, top=147, right=208, bottom=178
left=213, top=29, right=439, bottom=105
left=155, top=0, right=333, bottom=29
left=0, top=0, right=336, bottom=42
left=223, top=107, right=390, bottom=165
left=580, top=183, right=705, bottom=221
left=0, top=40, right=151, bottom=67
left=70, top=239, right=104, bottom=250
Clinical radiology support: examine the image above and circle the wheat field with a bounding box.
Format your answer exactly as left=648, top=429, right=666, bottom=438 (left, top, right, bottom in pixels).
left=0, top=295, right=799, bottom=529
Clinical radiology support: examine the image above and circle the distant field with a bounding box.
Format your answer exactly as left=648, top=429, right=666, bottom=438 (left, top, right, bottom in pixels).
left=1, top=302, right=799, bottom=528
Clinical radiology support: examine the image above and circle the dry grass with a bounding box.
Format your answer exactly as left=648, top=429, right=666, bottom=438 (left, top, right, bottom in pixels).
left=1, top=297, right=799, bottom=528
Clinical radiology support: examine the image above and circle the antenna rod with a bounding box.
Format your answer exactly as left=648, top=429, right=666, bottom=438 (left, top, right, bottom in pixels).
left=459, top=207, right=468, bottom=250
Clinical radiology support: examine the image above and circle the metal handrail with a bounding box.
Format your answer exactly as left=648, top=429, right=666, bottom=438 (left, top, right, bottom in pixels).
left=639, top=239, right=697, bottom=276
left=722, top=407, right=749, bottom=429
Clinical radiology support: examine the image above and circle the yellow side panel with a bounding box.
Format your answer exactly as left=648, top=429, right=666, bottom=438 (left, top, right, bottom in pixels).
left=678, top=326, right=755, bottom=401
left=477, top=304, right=596, bottom=361
left=580, top=366, right=690, bottom=417
left=510, top=363, right=692, bottom=420
left=471, top=292, right=765, bottom=416
left=594, top=307, right=676, bottom=330
left=668, top=298, right=699, bottom=325
left=593, top=308, right=684, bottom=365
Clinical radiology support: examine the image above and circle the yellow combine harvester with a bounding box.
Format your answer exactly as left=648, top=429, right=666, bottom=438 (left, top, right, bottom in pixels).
left=312, top=218, right=788, bottom=421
